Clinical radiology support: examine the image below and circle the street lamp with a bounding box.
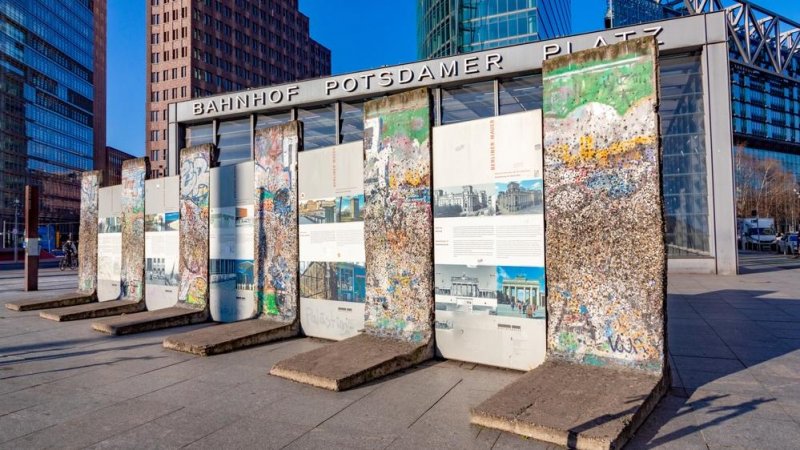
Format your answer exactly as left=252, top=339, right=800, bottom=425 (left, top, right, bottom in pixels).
left=13, top=198, right=20, bottom=263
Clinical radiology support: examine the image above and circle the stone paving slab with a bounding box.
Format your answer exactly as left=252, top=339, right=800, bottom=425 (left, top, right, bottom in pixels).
left=470, top=360, right=667, bottom=450
left=270, top=333, right=433, bottom=391
left=39, top=300, right=144, bottom=322
left=91, top=306, right=208, bottom=335
left=163, top=319, right=297, bottom=356
left=5, top=292, right=95, bottom=312
left=1, top=264, right=799, bottom=448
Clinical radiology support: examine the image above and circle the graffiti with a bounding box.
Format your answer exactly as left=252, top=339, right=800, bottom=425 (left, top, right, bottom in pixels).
left=178, top=145, right=214, bottom=309
left=254, top=121, right=300, bottom=322
left=543, top=37, right=666, bottom=373
left=77, top=171, right=101, bottom=293
left=119, top=158, right=149, bottom=302
left=362, top=88, right=434, bottom=343
left=607, top=335, right=645, bottom=354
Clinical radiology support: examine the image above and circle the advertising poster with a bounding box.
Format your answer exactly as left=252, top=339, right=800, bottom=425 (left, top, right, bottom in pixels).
left=433, top=110, right=546, bottom=370
left=209, top=162, right=257, bottom=322
left=97, top=185, right=122, bottom=301
left=144, top=177, right=180, bottom=310
left=298, top=141, right=366, bottom=340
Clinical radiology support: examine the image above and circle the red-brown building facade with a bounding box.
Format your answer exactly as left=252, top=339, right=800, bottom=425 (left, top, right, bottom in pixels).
left=146, top=0, right=330, bottom=178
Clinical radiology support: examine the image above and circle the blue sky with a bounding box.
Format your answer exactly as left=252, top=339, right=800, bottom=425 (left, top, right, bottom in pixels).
left=107, top=0, right=800, bottom=157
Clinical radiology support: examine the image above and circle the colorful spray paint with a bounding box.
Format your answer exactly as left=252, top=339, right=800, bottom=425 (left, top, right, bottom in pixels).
left=362, top=88, right=434, bottom=343
left=77, top=170, right=101, bottom=294
left=542, top=37, right=666, bottom=373
left=119, top=158, right=149, bottom=302
left=178, top=144, right=215, bottom=310
left=253, top=121, right=301, bottom=322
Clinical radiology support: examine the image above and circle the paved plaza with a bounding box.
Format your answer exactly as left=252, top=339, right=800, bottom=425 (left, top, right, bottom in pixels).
left=0, top=264, right=799, bottom=449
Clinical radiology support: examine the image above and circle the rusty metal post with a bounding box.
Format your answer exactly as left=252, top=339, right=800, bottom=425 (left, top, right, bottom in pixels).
left=24, top=185, right=39, bottom=291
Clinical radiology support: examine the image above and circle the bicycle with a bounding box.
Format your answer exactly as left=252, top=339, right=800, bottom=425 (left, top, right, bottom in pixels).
left=59, top=255, right=78, bottom=271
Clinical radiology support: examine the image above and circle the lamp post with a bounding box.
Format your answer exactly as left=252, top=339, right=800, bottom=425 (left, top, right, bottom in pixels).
left=13, top=198, right=20, bottom=263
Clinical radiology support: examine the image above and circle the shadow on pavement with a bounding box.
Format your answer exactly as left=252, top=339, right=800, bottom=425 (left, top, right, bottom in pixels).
left=629, top=289, right=800, bottom=448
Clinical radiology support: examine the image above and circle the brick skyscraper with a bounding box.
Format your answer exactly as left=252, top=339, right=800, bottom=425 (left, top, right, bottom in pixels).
left=146, top=0, right=330, bottom=177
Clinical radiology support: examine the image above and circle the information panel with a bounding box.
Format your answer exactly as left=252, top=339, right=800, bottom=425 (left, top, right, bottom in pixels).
left=97, top=185, right=122, bottom=302
left=433, top=110, right=546, bottom=370
left=298, top=142, right=366, bottom=340
left=144, top=176, right=180, bottom=310
left=209, top=162, right=257, bottom=322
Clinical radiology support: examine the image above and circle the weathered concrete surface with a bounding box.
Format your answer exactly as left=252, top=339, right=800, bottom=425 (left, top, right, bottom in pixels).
left=270, top=333, right=433, bottom=391
left=5, top=292, right=94, bottom=311
left=163, top=320, right=298, bottom=356
left=92, top=306, right=208, bottom=335
left=39, top=300, right=144, bottom=322
left=471, top=360, right=667, bottom=449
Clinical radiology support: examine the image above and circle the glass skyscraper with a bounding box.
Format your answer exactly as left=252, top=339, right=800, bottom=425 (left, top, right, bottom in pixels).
left=418, top=0, right=571, bottom=59
left=608, top=0, right=800, bottom=234
left=0, top=0, right=106, bottom=244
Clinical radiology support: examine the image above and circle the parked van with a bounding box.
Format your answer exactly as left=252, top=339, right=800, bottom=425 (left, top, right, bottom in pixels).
left=741, top=217, right=777, bottom=250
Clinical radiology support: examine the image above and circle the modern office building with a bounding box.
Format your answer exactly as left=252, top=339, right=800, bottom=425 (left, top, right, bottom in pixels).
left=166, top=13, right=740, bottom=275
left=0, top=0, right=106, bottom=238
left=105, top=146, right=136, bottom=186
left=607, top=0, right=800, bottom=233
left=146, top=0, right=331, bottom=178
left=418, top=0, right=571, bottom=59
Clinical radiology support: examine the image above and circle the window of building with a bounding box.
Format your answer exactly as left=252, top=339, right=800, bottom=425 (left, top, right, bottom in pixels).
left=441, top=81, right=495, bottom=124
left=152, top=149, right=160, bottom=161
left=172, top=67, right=177, bottom=79
left=499, top=74, right=542, bottom=114
left=255, top=111, right=291, bottom=135
left=340, top=101, right=364, bottom=144
left=298, top=105, right=336, bottom=150
left=186, top=123, right=214, bottom=149
left=180, top=86, right=186, bottom=98
left=217, top=118, right=251, bottom=165
left=659, top=54, right=710, bottom=257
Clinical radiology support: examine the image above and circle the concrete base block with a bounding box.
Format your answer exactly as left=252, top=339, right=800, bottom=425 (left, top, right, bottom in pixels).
left=270, top=333, right=433, bottom=391
left=39, top=300, right=144, bottom=322
left=470, top=360, right=668, bottom=450
left=163, top=319, right=298, bottom=356
left=92, top=307, right=208, bottom=336
left=5, top=292, right=95, bottom=311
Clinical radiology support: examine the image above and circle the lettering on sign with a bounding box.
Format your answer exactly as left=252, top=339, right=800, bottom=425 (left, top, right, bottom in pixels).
left=189, top=23, right=673, bottom=117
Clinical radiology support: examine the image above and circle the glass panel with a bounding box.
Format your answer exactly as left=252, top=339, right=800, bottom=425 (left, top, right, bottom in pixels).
left=256, top=110, right=291, bottom=130
left=499, top=74, right=542, bottom=115
left=441, top=80, right=495, bottom=124
left=217, top=118, right=250, bottom=166
left=340, top=101, right=364, bottom=144
left=659, top=54, right=710, bottom=257
left=298, top=104, right=336, bottom=150
left=185, top=122, right=213, bottom=147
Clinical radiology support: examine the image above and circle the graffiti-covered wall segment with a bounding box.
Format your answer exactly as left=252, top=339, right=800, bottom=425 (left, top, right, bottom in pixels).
left=363, top=88, right=434, bottom=343
left=78, top=171, right=101, bottom=294
left=543, top=37, right=666, bottom=373
left=254, top=121, right=301, bottom=323
left=119, top=158, right=149, bottom=302
left=178, top=144, right=215, bottom=310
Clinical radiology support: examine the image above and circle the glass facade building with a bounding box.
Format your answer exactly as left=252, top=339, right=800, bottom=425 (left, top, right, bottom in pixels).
left=608, top=0, right=800, bottom=235
left=418, top=0, right=571, bottom=59
left=0, top=0, right=105, bottom=245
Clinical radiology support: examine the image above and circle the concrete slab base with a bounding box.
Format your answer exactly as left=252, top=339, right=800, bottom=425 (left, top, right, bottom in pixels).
left=163, top=319, right=298, bottom=356
left=39, top=300, right=144, bottom=322
left=5, top=292, right=95, bottom=311
left=92, top=307, right=208, bottom=336
left=270, top=333, right=433, bottom=391
left=470, top=360, right=668, bottom=450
